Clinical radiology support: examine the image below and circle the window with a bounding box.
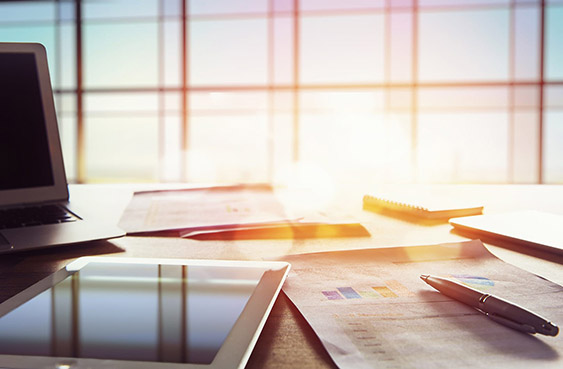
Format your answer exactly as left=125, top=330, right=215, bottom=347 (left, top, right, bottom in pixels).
left=0, top=0, right=561, bottom=185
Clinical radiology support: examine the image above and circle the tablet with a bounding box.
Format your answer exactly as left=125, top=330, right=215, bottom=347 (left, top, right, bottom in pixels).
left=0, top=257, right=290, bottom=369
left=450, top=210, right=563, bottom=255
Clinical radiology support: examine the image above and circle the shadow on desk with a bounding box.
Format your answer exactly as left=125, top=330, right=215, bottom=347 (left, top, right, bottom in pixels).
left=0, top=240, right=124, bottom=302
left=246, top=293, right=338, bottom=369
left=418, top=290, right=560, bottom=361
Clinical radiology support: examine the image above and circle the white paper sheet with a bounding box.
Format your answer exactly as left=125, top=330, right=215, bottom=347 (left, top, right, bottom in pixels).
left=118, top=184, right=294, bottom=234
left=280, top=240, right=563, bottom=368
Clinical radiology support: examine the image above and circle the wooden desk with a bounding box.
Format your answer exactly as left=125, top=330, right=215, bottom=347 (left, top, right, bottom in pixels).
left=1, top=184, right=562, bottom=368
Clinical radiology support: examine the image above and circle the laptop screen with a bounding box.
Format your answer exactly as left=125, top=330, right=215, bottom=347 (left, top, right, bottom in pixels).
left=0, top=52, right=54, bottom=191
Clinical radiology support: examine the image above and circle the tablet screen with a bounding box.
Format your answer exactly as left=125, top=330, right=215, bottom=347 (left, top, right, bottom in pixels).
left=0, top=262, right=267, bottom=364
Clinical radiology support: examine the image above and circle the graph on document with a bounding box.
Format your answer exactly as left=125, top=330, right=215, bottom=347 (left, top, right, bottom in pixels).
left=321, top=275, right=493, bottom=301
left=321, top=280, right=415, bottom=301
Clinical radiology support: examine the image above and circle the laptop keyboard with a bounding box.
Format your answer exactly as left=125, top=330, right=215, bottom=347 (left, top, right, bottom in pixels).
left=0, top=204, right=78, bottom=230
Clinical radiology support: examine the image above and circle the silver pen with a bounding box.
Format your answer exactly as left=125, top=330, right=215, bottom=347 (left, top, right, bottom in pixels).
left=420, top=274, right=559, bottom=336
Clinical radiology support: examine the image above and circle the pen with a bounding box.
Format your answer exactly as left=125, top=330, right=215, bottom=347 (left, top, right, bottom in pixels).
left=420, top=274, right=559, bottom=336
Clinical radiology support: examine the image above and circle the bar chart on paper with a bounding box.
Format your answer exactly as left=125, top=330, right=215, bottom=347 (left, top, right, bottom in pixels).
left=322, top=280, right=414, bottom=301
left=280, top=240, right=563, bottom=369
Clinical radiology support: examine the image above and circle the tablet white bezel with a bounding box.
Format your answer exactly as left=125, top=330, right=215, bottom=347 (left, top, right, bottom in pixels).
left=0, top=257, right=290, bottom=369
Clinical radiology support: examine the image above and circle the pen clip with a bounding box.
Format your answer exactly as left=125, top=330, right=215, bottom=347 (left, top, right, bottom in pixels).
left=476, top=309, right=537, bottom=334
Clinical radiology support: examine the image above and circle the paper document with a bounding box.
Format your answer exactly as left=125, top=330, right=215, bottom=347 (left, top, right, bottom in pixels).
left=118, top=184, right=295, bottom=234
left=279, top=240, right=563, bottom=368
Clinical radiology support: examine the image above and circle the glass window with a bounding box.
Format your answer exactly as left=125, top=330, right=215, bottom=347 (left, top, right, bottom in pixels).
left=164, top=20, right=181, bottom=87
left=85, top=117, right=159, bottom=181
left=511, top=112, right=539, bottom=183
left=545, top=86, right=563, bottom=109
left=0, top=1, right=56, bottom=23
left=59, top=115, right=77, bottom=182
left=419, top=9, right=510, bottom=82
left=300, top=14, right=385, bottom=84
left=161, top=115, right=183, bottom=182
left=300, top=0, right=385, bottom=11
left=299, top=91, right=393, bottom=184
left=274, top=0, right=294, bottom=13
left=0, top=0, right=561, bottom=184
left=418, top=87, right=509, bottom=110
left=163, top=0, right=182, bottom=17
left=273, top=16, right=294, bottom=85
left=84, top=22, right=158, bottom=88
left=419, top=0, right=510, bottom=7
left=189, top=92, right=270, bottom=182
left=189, top=115, right=270, bottom=183
left=544, top=112, right=563, bottom=183
left=58, top=0, right=75, bottom=21
left=85, top=93, right=159, bottom=113
left=59, top=23, right=76, bottom=90
left=514, top=6, right=540, bottom=80
left=83, top=0, right=159, bottom=20
left=417, top=112, right=509, bottom=183
left=546, top=6, right=563, bottom=80
left=190, top=0, right=268, bottom=16
left=389, top=12, right=413, bottom=83
left=189, top=19, right=268, bottom=86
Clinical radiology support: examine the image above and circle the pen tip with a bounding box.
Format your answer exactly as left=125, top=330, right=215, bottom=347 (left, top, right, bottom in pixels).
left=420, top=274, right=429, bottom=281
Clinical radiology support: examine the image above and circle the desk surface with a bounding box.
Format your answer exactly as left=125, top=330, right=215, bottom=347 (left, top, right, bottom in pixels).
left=1, top=184, right=562, bottom=368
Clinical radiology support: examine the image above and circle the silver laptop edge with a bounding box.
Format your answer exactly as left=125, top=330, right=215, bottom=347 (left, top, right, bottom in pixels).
left=0, top=42, right=124, bottom=253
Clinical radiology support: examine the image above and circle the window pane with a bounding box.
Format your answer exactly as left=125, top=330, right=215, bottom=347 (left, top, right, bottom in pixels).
left=389, top=12, right=413, bottom=83
left=417, top=112, right=509, bottom=182
left=418, top=87, right=509, bottom=110
left=58, top=0, right=75, bottom=22
left=163, top=0, right=182, bottom=17
left=85, top=93, right=159, bottom=113
left=514, top=6, right=540, bottom=80
left=299, top=91, right=407, bottom=185
left=274, top=0, right=294, bottom=13
left=164, top=20, right=181, bottom=87
left=59, top=23, right=76, bottom=89
left=544, top=112, right=563, bottom=183
left=191, top=92, right=269, bottom=112
left=83, top=0, right=158, bottom=20
left=513, top=86, right=539, bottom=109
left=419, top=9, right=509, bottom=82
left=161, top=115, right=182, bottom=182
left=273, top=16, right=294, bottom=85
left=189, top=19, right=268, bottom=86
left=189, top=115, right=269, bottom=183
left=0, top=2, right=56, bottom=22
left=546, top=6, right=563, bottom=80
left=512, top=112, right=539, bottom=183
left=300, top=15, right=385, bottom=84
left=388, top=88, right=412, bottom=112
left=189, top=0, right=268, bottom=15
left=420, top=0, right=510, bottom=6
left=189, top=92, right=269, bottom=182
left=546, top=86, right=563, bottom=109
left=86, top=117, right=159, bottom=181
left=391, top=0, right=414, bottom=8
left=59, top=115, right=77, bottom=183
left=84, top=22, right=158, bottom=88
left=300, top=0, right=385, bottom=11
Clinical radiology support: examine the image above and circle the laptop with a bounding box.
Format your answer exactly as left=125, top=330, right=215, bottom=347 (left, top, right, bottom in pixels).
left=0, top=42, right=124, bottom=253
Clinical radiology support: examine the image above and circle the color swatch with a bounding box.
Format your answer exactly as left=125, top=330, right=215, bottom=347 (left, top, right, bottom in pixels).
left=322, top=280, right=412, bottom=301
left=452, top=275, right=494, bottom=287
